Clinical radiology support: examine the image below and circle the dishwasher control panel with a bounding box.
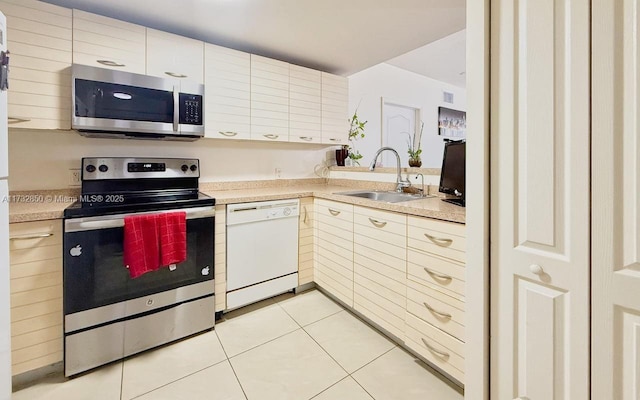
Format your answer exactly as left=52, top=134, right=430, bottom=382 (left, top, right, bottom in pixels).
left=226, top=199, right=300, bottom=225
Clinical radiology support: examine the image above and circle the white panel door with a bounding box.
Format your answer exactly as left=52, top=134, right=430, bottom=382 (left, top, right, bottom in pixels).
left=0, top=179, right=9, bottom=399
left=490, top=0, right=590, bottom=399
left=592, top=1, right=640, bottom=398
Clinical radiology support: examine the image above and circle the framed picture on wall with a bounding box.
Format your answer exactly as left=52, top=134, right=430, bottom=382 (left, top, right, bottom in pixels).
left=438, top=107, right=466, bottom=138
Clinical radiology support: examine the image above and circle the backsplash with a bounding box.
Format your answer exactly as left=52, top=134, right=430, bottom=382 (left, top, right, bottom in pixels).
left=8, top=129, right=332, bottom=191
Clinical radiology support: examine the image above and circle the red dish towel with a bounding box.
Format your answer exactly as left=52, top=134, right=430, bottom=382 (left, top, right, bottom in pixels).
left=159, top=211, right=187, bottom=266
left=123, top=214, right=161, bottom=278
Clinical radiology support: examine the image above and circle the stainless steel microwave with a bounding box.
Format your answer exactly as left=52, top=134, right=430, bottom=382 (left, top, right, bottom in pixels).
left=72, top=64, right=204, bottom=141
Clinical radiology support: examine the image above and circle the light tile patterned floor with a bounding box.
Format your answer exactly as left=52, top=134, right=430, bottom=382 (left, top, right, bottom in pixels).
left=12, top=289, right=464, bottom=400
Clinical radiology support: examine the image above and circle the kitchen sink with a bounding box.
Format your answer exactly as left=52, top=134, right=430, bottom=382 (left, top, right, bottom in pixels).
left=334, top=190, right=432, bottom=203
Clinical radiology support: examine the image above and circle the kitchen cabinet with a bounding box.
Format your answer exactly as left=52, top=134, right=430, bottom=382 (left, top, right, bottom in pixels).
left=298, top=197, right=314, bottom=285
left=146, top=28, right=204, bottom=84
left=320, top=72, right=349, bottom=145
left=404, top=215, right=465, bottom=383
left=204, top=44, right=251, bottom=140
left=1, top=0, right=72, bottom=130
left=72, top=9, right=146, bottom=74
left=250, top=55, right=289, bottom=142
left=8, top=220, right=63, bottom=376
left=289, top=65, right=321, bottom=144
left=313, top=199, right=354, bottom=307
left=353, top=206, right=407, bottom=341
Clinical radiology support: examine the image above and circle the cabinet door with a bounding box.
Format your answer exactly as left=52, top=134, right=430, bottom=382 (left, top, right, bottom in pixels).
left=321, top=72, right=349, bottom=145
left=592, top=1, right=640, bottom=398
left=146, top=28, right=204, bottom=84
left=9, top=220, right=63, bottom=376
left=289, top=65, right=321, bottom=144
left=298, top=197, right=314, bottom=285
left=250, top=55, right=289, bottom=142
left=2, top=0, right=72, bottom=130
left=72, top=9, right=146, bottom=74
left=491, top=0, right=590, bottom=399
left=352, top=206, right=406, bottom=341
left=204, top=44, right=250, bottom=140
left=314, top=199, right=353, bottom=307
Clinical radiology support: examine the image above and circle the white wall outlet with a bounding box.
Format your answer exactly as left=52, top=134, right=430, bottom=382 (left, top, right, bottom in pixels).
left=274, top=168, right=282, bottom=179
left=69, top=169, right=81, bottom=186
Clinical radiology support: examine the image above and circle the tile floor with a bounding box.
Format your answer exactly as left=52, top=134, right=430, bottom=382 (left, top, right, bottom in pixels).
left=12, top=289, right=464, bottom=400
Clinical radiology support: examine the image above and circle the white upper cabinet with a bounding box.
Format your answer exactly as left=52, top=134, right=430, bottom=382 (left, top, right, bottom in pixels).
left=1, top=0, right=72, bottom=130
left=321, top=72, right=349, bottom=145
left=289, top=64, right=321, bottom=144
left=204, top=44, right=251, bottom=140
left=250, top=55, right=289, bottom=142
left=72, top=10, right=146, bottom=74
left=146, top=28, right=204, bottom=84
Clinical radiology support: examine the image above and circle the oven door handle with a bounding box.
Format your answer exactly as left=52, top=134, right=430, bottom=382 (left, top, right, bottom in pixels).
left=65, top=206, right=216, bottom=232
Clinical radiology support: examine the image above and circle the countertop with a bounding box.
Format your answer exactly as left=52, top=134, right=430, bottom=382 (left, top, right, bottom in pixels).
left=8, top=183, right=465, bottom=224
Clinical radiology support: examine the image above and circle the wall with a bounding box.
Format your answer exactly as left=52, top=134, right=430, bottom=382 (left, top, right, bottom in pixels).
left=348, top=63, right=466, bottom=168
left=8, top=130, right=329, bottom=191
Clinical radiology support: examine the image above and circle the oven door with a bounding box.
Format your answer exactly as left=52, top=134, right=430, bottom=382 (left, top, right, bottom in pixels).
left=63, top=206, right=214, bottom=332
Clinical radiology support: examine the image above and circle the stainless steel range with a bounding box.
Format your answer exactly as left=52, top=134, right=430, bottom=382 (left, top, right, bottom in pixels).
left=62, top=157, right=215, bottom=377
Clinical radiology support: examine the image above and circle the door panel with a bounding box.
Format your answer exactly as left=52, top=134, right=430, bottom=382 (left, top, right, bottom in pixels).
left=491, top=0, right=590, bottom=398
left=592, top=0, right=640, bottom=398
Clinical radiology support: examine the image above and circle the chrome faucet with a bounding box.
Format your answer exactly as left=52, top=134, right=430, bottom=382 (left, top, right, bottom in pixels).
left=415, top=173, right=426, bottom=197
left=369, top=147, right=412, bottom=192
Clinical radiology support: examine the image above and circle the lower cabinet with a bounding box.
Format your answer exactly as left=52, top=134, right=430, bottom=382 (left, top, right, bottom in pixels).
left=313, top=199, right=467, bottom=385
left=313, top=199, right=354, bottom=307
left=8, top=220, right=63, bottom=376
left=353, top=205, right=407, bottom=341
left=298, top=198, right=314, bottom=285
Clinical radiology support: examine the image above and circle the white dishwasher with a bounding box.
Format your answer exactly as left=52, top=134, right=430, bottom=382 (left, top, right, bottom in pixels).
left=226, top=199, right=300, bottom=309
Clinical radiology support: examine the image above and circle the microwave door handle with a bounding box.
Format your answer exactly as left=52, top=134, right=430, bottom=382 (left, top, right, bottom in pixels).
left=173, top=85, right=180, bottom=133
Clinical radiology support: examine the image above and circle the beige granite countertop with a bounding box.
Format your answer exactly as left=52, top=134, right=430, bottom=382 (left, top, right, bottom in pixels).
left=9, top=181, right=465, bottom=224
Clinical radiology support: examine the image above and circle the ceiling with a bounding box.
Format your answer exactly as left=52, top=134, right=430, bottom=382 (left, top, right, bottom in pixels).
left=386, top=29, right=466, bottom=87
left=41, top=0, right=466, bottom=76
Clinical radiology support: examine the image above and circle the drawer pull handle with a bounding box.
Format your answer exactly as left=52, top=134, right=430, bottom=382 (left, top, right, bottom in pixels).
left=368, top=218, right=387, bottom=228
left=97, top=60, right=125, bottom=67
left=328, top=208, right=341, bottom=216
left=165, top=72, right=188, bottom=78
left=300, top=136, right=313, bottom=141
left=264, top=134, right=279, bottom=140
left=423, top=302, right=452, bottom=320
left=424, top=233, right=453, bottom=247
left=8, top=116, right=31, bottom=123
left=303, top=206, right=308, bottom=224
left=10, top=233, right=54, bottom=241
left=421, top=338, right=450, bottom=359
left=423, top=267, right=453, bottom=282
left=219, top=131, right=238, bottom=137
left=329, top=138, right=341, bottom=142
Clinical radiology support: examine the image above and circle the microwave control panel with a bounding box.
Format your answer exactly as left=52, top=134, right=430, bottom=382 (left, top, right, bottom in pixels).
left=179, top=93, right=203, bottom=125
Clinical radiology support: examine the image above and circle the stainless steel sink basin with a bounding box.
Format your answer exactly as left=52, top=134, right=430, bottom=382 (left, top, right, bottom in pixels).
left=335, top=190, right=432, bottom=203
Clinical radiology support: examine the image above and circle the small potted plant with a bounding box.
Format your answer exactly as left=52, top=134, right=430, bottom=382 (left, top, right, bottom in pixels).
left=407, top=122, right=424, bottom=167
left=337, top=110, right=367, bottom=166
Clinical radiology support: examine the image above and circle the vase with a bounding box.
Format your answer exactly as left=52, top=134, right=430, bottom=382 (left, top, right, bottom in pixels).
left=335, top=149, right=349, bottom=166
left=408, top=157, right=422, bottom=167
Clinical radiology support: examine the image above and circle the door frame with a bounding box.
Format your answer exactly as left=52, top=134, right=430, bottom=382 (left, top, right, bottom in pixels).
left=465, top=1, right=491, bottom=399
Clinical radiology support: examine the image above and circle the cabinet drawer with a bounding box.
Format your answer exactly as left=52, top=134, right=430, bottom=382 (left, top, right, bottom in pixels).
left=354, top=206, right=406, bottom=236
left=407, top=279, right=465, bottom=341
left=407, top=217, right=465, bottom=263
left=407, top=250, right=465, bottom=300
left=315, top=200, right=354, bottom=223
left=404, top=313, right=464, bottom=383
left=9, top=220, right=62, bottom=251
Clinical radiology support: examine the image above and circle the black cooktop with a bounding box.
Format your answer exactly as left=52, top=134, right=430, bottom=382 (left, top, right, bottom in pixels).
left=64, top=191, right=215, bottom=219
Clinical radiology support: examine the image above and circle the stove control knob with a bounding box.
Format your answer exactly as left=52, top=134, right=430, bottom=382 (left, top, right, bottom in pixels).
left=190, top=164, right=198, bottom=172
left=98, top=165, right=109, bottom=173
left=85, top=164, right=96, bottom=173
left=181, top=164, right=189, bottom=172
